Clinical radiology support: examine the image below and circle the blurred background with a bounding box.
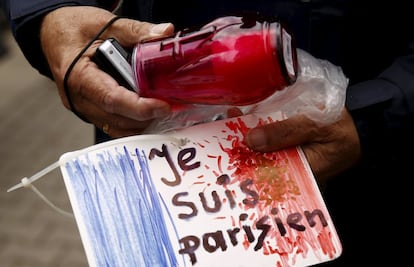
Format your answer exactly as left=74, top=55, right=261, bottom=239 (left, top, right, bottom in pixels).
left=0, top=15, right=94, bottom=267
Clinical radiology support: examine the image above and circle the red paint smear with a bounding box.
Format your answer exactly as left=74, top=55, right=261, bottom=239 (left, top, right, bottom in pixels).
left=217, top=155, right=223, bottom=173
left=318, top=229, right=339, bottom=259
left=242, top=235, right=251, bottom=250
left=215, top=116, right=339, bottom=263
left=230, top=216, right=236, bottom=227
left=249, top=212, right=255, bottom=221
left=197, top=142, right=205, bottom=148
left=222, top=119, right=301, bottom=205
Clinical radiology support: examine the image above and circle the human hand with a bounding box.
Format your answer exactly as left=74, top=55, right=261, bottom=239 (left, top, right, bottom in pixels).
left=40, top=6, right=175, bottom=137
left=245, top=108, right=361, bottom=184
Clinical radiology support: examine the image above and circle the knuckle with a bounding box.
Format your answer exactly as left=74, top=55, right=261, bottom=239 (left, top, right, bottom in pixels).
left=128, top=21, right=151, bottom=41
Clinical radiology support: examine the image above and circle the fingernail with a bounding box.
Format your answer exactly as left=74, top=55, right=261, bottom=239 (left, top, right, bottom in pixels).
left=246, top=129, right=266, bottom=150
left=150, top=23, right=173, bottom=36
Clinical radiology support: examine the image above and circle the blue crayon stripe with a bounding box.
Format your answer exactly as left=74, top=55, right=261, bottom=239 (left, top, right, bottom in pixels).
left=64, top=146, right=181, bottom=267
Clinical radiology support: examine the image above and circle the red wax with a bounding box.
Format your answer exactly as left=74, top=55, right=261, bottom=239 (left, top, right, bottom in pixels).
left=132, top=15, right=297, bottom=106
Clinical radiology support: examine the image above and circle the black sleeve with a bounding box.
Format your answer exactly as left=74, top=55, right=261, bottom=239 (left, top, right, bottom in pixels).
left=1, top=0, right=109, bottom=79
left=345, top=51, right=414, bottom=168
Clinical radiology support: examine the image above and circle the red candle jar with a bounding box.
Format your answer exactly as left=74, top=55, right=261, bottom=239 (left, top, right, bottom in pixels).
left=132, top=15, right=298, bottom=106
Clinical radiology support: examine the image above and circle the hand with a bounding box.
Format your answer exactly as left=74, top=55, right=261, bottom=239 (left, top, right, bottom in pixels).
left=40, top=6, right=175, bottom=137
left=245, top=108, right=361, bottom=184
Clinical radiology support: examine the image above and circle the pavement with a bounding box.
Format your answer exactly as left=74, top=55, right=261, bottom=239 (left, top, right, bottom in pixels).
left=0, top=28, right=94, bottom=266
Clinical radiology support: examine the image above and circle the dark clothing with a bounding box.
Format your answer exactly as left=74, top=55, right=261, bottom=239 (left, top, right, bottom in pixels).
left=2, top=0, right=414, bottom=265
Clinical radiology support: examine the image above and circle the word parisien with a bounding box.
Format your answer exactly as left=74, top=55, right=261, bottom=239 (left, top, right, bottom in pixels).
left=149, top=144, right=328, bottom=265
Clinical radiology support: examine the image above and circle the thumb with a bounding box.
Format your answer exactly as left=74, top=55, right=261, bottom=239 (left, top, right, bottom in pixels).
left=147, top=23, right=175, bottom=40
left=108, top=18, right=174, bottom=46
left=246, top=115, right=318, bottom=152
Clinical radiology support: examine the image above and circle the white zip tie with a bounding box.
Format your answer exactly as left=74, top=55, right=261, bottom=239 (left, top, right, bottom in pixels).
left=7, top=161, right=60, bottom=192
left=7, top=161, right=74, bottom=218
left=21, top=177, right=74, bottom=218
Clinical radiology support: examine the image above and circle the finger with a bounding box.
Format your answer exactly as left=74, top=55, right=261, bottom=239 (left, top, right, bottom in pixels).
left=74, top=97, right=155, bottom=137
left=69, top=60, right=171, bottom=121
left=101, top=124, right=150, bottom=138
left=101, top=86, right=171, bottom=121
left=90, top=107, right=155, bottom=132
left=245, top=115, right=319, bottom=152
left=96, top=114, right=154, bottom=138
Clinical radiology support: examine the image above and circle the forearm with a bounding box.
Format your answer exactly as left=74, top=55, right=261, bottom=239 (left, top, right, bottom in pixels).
left=346, top=53, right=414, bottom=167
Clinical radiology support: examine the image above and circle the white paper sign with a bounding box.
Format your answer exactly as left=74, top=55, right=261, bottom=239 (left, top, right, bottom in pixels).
left=60, top=111, right=342, bottom=267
